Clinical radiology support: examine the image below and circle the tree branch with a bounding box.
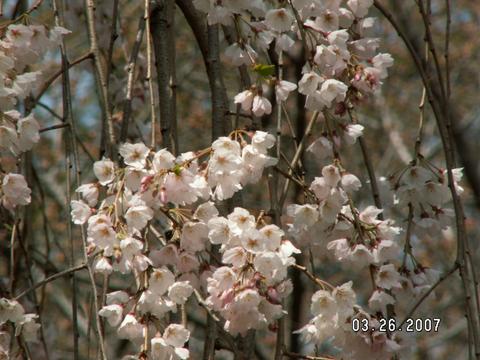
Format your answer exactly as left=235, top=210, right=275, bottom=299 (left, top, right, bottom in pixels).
left=15, top=264, right=87, bottom=301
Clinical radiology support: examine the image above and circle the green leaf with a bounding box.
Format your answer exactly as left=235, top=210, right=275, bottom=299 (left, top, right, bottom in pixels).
left=253, top=64, right=276, bottom=77
left=172, top=164, right=183, bottom=176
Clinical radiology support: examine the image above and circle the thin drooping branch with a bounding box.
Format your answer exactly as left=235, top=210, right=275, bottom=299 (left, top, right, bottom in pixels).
left=222, top=24, right=256, bottom=130
left=120, top=16, right=145, bottom=143
left=85, top=0, right=116, bottom=158
left=52, top=2, right=80, bottom=356
left=36, top=102, right=96, bottom=162
left=9, top=216, right=19, bottom=296
left=292, top=264, right=334, bottom=290
left=145, top=0, right=160, bottom=149
left=55, top=1, right=108, bottom=358
left=376, top=94, right=412, bottom=164
left=105, top=0, right=119, bottom=88
left=167, top=0, right=178, bottom=153
left=348, top=109, right=384, bottom=220
left=417, top=0, right=447, bottom=105
left=375, top=1, right=480, bottom=355
left=397, top=264, right=459, bottom=330
left=444, top=0, right=451, bottom=101
left=280, top=111, right=319, bottom=208
left=273, top=50, right=285, bottom=360
left=64, top=44, right=80, bottom=360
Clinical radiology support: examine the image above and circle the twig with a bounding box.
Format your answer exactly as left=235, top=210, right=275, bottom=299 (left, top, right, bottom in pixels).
left=55, top=1, right=108, bottom=358
left=9, top=217, right=19, bottom=296
left=287, top=0, right=311, bottom=62
left=292, top=264, right=334, bottom=290
left=85, top=0, right=116, bottom=158
left=273, top=51, right=285, bottom=360
left=16, top=198, right=50, bottom=360
left=34, top=52, right=93, bottom=106
left=145, top=0, right=159, bottom=150
left=15, top=264, right=87, bottom=300
left=416, top=0, right=447, bottom=104
left=375, top=2, right=480, bottom=354
left=279, top=111, right=319, bottom=208
left=397, top=265, right=458, bottom=330
left=444, top=0, right=451, bottom=100
left=401, top=203, right=415, bottom=268
left=105, top=0, right=119, bottom=88
left=283, top=350, right=335, bottom=360
left=348, top=109, right=384, bottom=220
left=120, top=16, right=145, bottom=142
left=1, top=0, right=43, bottom=28
left=39, top=123, right=69, bottom=133
left=167, top=0, right=178, bottom=153
left=222, top=24, right=256, bottom=129
left=193, top=289, right=220, bottom=323
left=274, top=166, right=309, bottom=193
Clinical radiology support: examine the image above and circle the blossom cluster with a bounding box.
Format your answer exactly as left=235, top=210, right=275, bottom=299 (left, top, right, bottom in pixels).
left=206, top=207, right=298, bottom=335
left=392, top=162, right=463, bottom=233
left=1, top=24, right=69, bottom=109
left=297, top=282, right=403, bottom=359
left=0, top=111, right=39, bottom=156
left=98, top=287, right=192, bottom=359
left=195, top=0, right=393, bottom=118
left=69, top=131, right=277, bottom=356
left=1, top=23, right=69, bottom=211
left=0, top=298, right=40, bottom=357
left=283, top=157, right=448, bottom=357
left=285, top=143, right=460, bottom=358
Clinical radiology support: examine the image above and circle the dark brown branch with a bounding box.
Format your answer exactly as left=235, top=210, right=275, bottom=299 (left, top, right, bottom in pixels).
left=176, top=0, right=230, bottom=139
left=39, top=123, right=69, bottom=133
left=150, top=0, right=175, bottom=151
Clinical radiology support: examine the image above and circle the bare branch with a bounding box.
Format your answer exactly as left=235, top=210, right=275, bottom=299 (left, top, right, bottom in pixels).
left=280, top=111, right=319, bottom=208
left=398, top=265, right=459, bottom=329
left=85, top=0, right=117, bottom=158
left=146, top=0, right=160, bottom=149
left=15, top=264, right=87, bottom=301
left=120, top=16, right=145, bottom=143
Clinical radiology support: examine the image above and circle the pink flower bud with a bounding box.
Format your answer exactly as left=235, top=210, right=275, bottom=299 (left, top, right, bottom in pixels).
left=140, top=175, right=153, bottom=193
